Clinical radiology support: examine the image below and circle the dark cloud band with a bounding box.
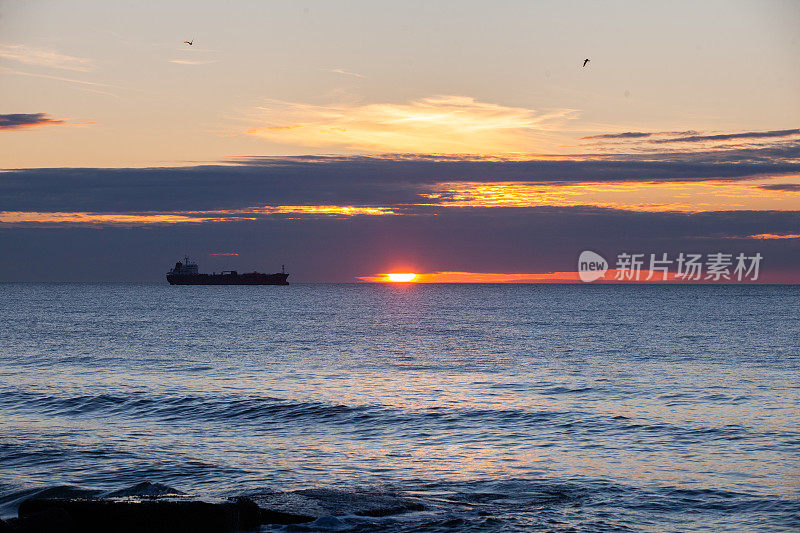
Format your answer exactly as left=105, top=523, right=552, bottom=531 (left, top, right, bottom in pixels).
left=582, top=128, right=800, bottom=144
left=650, top=128, right=800, bottom=144
left=581, top=132, right=654, bottom=140
left=2, top=151, right=799, bottom=212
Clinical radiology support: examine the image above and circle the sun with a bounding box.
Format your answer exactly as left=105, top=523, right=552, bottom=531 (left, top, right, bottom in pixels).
left=386, top=272, right=418, bottom=282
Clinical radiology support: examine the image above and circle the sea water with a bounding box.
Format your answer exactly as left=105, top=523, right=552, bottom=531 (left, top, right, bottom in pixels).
left=0, top=283, right=798, bottom=531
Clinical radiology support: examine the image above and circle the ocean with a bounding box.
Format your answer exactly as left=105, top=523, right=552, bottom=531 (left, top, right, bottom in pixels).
left=0, top=283, right=798, bottom=531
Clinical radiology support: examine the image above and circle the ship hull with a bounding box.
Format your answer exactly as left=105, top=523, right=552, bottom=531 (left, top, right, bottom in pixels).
left=167, top=273, right=289, bottom=285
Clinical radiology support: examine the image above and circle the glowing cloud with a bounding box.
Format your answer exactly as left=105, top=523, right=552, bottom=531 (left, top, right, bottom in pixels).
left=242, top=205, right=397, bottom=216
left=0, top=66, right=120, bottom=97
left=0, top=44, right=94, bottom=71
left=421, top=180, right=800, bottom=212
left=247, top=96, right=577, bottom=154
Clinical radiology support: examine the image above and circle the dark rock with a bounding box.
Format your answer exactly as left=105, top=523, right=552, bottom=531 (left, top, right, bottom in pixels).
left=0, top=485, right=100, bottom=519
left=4, top=507, right=74, bottom=533
left=106, top=481, right=184, bottom=498
left=0, top=517, right=9, bottom=532
left=17, top=497, right=258, bottom=533
left=228, top=497, right=262, bottom=529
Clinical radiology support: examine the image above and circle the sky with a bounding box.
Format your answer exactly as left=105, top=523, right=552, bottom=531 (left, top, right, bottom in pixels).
left=1, top=0, right=799, bottom=282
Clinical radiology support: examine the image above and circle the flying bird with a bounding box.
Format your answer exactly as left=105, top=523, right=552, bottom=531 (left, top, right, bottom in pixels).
left=184, top=40, right=193, bottom=46
left=583, top=58, right=590, bottom=67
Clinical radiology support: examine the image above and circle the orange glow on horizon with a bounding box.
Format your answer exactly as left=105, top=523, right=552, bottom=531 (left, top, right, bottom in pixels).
left=358, top=270, right=798, bottom=283
left=360, top=271, right=584, bottom=283
left=385, top=273, right=418, bottom=282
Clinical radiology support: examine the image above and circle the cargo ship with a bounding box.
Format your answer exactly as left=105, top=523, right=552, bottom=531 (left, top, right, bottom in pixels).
left=166, top=256, right=289, bottom=285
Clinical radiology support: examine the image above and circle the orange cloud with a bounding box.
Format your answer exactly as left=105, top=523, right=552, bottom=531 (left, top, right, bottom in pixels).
left=0, top=211, right=242, bottom=225
left=422, top=179, right=800, bottom=212
left=247, top=96, right=577, bottom=154
left=238, top=205, right=397, bottom=216
left=0, top=205, right=396, bottom=227
left=748, top=233, right=800, bottom=240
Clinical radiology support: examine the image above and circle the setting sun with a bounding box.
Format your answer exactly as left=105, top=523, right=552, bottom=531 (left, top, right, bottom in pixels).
left=386, top=273, right=418, bottom=282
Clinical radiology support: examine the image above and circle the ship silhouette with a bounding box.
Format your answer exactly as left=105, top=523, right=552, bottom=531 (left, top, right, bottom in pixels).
left=166, top=256, right=289, bottom=285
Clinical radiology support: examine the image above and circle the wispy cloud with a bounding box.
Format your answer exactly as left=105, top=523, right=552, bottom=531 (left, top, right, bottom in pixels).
left=168, top=59, right=219, bottom=65
left=0, top=44, right=94, bottom=71
left=0, top=66, right=119, bottom=97
left=247, top=96, right=577, bottom=154
left=326, top=68, right=365, bottom=78
left=0, top=113, right=65, bottom=131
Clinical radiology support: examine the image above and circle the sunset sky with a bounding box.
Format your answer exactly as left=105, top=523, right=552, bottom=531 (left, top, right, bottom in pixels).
left=1, top=0, right=799, bottom=282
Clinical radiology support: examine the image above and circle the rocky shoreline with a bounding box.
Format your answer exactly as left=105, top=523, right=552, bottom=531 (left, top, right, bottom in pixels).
left=0, top=482, right=424, bottom=532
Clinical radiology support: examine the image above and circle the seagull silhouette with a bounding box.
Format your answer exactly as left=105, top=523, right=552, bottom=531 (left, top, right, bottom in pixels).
left=583, top=58, right=590, bottom=67
left=184, top=40, right=193, bottom=46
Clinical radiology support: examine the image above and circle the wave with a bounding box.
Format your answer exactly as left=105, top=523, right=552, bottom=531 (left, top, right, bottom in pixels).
left=0, top=389, right=371, bottom=425
left=0, top=388, right=773, bottom=449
